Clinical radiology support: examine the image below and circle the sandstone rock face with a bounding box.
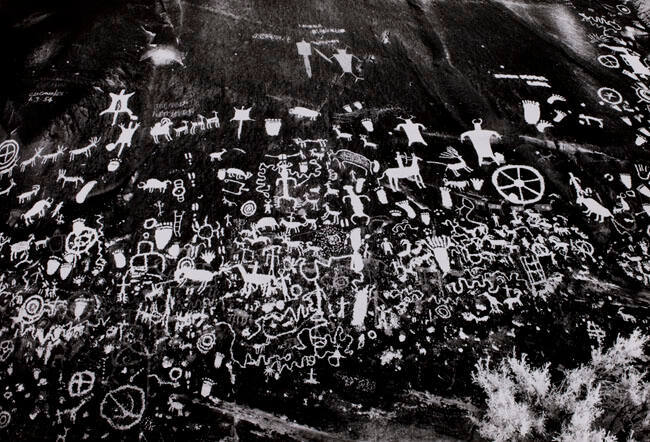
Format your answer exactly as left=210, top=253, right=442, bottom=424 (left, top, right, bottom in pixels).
left=0, top=1, right=648, bottom=440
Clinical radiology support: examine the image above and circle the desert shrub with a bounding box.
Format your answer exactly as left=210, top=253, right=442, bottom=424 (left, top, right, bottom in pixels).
left=471, top=330, right=650, bottom=441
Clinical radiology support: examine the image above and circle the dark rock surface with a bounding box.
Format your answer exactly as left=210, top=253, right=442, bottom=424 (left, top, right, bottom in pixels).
left=0, top=0, right=649, bottom=440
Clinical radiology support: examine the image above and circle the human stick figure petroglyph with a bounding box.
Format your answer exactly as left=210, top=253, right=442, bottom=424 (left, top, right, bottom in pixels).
left=231, top=106, right=254, bottom=140
left=106, top=122, right=140, bottom=156
left=313, top=47, right=363, bottom=81
left=394, top=116, right=427, bottom=146
left=99, top=89, right=137, bottom=126
left=460, top=119, right=502, bottom=166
